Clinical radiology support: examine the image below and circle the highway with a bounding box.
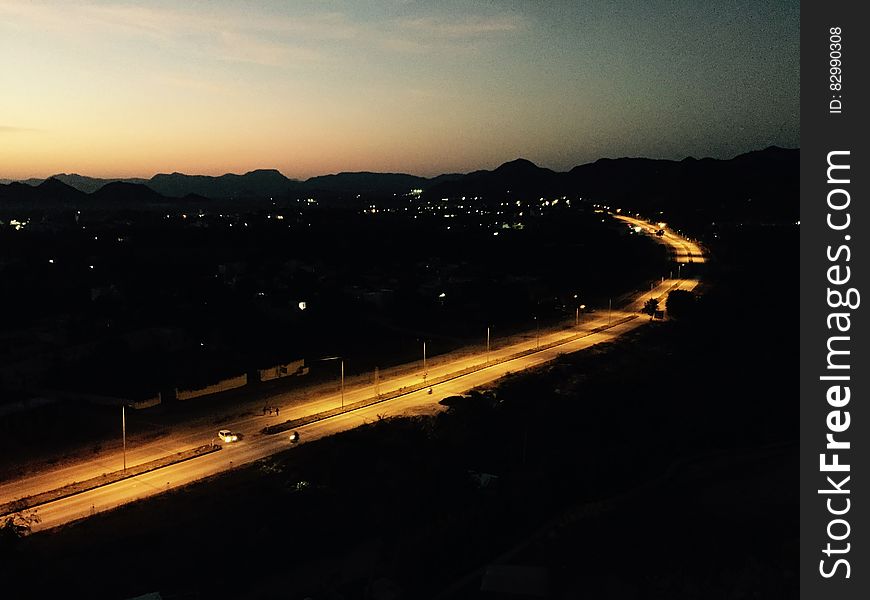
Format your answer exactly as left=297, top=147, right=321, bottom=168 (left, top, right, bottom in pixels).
left=1, top=215, right=703, bottom=532
left=614, top=214, right=705, bottom=264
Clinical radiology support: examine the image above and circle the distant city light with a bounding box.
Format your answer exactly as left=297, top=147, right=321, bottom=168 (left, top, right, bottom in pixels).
left=298, top=301, right=307, bottom=310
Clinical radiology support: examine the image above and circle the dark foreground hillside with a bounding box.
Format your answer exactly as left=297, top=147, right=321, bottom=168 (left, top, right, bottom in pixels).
left=1, top=224, right=797, bottom=599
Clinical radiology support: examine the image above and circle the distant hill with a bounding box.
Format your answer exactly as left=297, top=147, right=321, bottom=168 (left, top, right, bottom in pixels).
left=36, top=177, right=88, bottom=204
left=147, top=169, right=303, bottom=199
left=1, top=146, right=798, bottom=222
left=421, top=146, right=798, bottom=224
left=0, top=177, right=44, bottom=187
left=426, top=158, right=565, bottom=198
left=563, top=146, right=798, bottom=222
left=0, top=177, right=86, bottom=209
left=0, top=178, right=172, bottom=210
left=91, top=181, right=168, bottom=205
left=53, top=173, right=149, bottom=194
left=304, top=172, right=428, bottom=196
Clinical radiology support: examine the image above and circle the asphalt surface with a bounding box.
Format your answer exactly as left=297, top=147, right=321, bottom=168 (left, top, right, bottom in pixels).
left=2, top=216, right=702, bottom=532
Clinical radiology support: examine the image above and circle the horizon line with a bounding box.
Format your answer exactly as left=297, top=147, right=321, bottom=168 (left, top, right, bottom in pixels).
left=1, top=145, right=798, bottom=182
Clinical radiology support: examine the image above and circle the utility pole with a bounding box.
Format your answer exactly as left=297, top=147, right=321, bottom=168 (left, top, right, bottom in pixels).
left=122, top=405, right=126, bottom=471
left=534, top=316, right=539, bottom=349
left=374, top=366, right=380, bottom=397
left=423, top=341, right=427, bottom=379
left=320, top=356, right=345, bottom=409
left=486, top=326, right=491, bottom=363
left=608, top=298, right=612, bottom=325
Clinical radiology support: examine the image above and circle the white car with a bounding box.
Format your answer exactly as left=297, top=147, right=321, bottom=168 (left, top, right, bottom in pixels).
left=218, top=429, right=238, bottom=443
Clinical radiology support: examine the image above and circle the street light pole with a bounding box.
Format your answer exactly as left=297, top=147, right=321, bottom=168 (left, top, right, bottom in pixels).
left=122, top=405, right=126, bottom=471
left=534, top=316, right=539, bottom=349
left=423, top=341, right=427, bottom=379
left=320, top=356, right=345, bottom=410
left=486, top=326, right=491, bottom=363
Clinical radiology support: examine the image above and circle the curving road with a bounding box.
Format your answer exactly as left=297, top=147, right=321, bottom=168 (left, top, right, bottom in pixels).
left=3, top=214, right=703, bottom=532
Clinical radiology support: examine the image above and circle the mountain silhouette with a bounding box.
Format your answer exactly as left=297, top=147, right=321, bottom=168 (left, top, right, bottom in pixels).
left=427, top=158, right=564, bottom=198
left=304, top=172, right=428, bottom=196
left=92, top=181, right=167, bottom=205
left=148, top=169, right=302, bottom=199
left=0, top=146, right=798, bottom=223
left=43, top=173, right=149, bottom=194
left=37, top=177, right=87, bottom=203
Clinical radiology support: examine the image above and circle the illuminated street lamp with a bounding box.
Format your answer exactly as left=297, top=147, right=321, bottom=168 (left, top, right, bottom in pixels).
left=574, top=294, right=586, bottom=327
left=576, top=304, right=586, bottom=326
left=534, top=316, right=539, bottom=349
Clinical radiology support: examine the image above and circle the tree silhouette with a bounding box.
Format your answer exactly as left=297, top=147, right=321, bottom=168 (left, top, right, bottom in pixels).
left=0, top=510, right=40, bottom=553
left=642, top=298, right=659, bottom=316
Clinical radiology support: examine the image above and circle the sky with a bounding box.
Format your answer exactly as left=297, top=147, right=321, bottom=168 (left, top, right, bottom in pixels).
left=0, top=0, right=799, bottom=179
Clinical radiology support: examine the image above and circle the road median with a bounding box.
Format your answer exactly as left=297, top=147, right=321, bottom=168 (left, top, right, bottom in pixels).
left=263, top=314, right=639, bottom=435
left=0, top=443, right=221, bottom=517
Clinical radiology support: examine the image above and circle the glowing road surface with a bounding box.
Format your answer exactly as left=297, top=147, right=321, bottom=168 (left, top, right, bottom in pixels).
left=1, top=215, right=703, bottom=532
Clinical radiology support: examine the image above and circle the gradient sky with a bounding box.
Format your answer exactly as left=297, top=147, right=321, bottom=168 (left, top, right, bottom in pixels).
left=0, top=0, right=799, bottom=179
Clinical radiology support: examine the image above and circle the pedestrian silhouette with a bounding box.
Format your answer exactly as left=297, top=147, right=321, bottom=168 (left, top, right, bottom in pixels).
left=275, top=407, right=279, bottom=416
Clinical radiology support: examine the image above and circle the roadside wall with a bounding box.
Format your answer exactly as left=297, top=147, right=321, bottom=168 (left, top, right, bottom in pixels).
left=175, top=374, right=248, bottom=401
left=258, top=359, right=307, bottom=382
left=130, top=393, right=161, bottom=409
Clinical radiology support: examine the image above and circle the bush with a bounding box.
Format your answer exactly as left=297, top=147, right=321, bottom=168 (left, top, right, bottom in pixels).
left=666, top=289, right=696, bottom=319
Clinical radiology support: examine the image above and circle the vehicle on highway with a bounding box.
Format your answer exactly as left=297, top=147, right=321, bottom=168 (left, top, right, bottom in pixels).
left=218, top=429, right=238, bottom=443
left=289, top=431, right=300, bottom=443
